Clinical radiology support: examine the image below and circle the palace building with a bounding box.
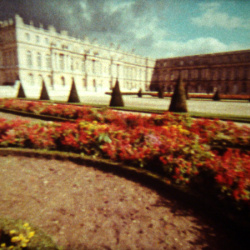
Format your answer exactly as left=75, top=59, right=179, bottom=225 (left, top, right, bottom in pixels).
left=0, top=15, right=155, bottom=98
left=151, top=50, right=250, bottom=94
left=0, top=14, right=249, bottom=97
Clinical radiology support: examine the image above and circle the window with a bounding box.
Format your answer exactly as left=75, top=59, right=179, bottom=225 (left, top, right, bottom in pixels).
left=81, top=59, right=85, bottom=72
left=38, top=75, right=43, bottom=84
left=29, top=73, right=34, bottom=84
left=242, top=82, right=247, bottom=93
left=47, top=75, right=52, bottom=87
left=61, top=76, right=65, bottom=86
left=37, top=52, right=42, bottom=68
left=45, top=38, right=49, bottom=44
left=46, top=54, right=51, bottom=69
left=83, top=78, right=87, bottom=90
left=116, top=64, right=120, bottom=77
left=92, top=60, right=95, bottom=74
left=36, top=35, right=40, bottom=43
left=25, top=33, right=30, bottom=41
left=70, top=57, right=74, bottom=71
left=59, top=54, right=65, bottom=70
left=27, top=51, right=32, bottom=67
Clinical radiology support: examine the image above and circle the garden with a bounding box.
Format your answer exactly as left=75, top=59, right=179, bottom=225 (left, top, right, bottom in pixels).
left=0, top=98, right=249, bottom=249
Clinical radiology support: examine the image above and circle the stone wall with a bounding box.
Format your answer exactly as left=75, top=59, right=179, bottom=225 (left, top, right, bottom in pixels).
left=0, top=15, right=155, bottom=95
left=151, top=50, right=250, bottom=94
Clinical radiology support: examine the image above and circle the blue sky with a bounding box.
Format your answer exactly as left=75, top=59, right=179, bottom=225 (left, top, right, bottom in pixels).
left=1, top=0, right=249, bottom=58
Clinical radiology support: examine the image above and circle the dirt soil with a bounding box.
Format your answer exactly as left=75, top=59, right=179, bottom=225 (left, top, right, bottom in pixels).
left=0, top=154, right=248, bottom=250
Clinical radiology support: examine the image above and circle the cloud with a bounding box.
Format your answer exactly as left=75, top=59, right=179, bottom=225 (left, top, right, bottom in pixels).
left=1, top=0, right=248, bottom=58
left=154, top=37, right=248, bottom=58
left=191, top=2, right=250, bottom=29
left=0, top=0, right=169, bottom=56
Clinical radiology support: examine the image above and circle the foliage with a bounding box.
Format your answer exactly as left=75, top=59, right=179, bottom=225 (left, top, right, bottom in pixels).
left=67, top=78, right=80, bottom=103
left=0, top=99, right=249, bottom=207
left=0, top=217, right=60, bottom=249
left=0, top=99, right=249, bottom=209
left=213, top=89, right=221, bottom=101
left=158, top=86, right=164, bottom=99
left=169, top=78, right=188, bottom=112
left=137, top=88, right=142, bottom=98
left=39, top=80, right=50, bottom=101
left=109, top=80, right=124, bottom=107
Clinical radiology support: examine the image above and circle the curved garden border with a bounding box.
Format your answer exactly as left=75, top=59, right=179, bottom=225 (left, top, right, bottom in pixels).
left=0, top=147, right=249, bottom=236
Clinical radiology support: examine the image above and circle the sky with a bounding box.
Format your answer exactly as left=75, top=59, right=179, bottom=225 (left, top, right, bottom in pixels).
left=0, top=0, right=249, bottom=58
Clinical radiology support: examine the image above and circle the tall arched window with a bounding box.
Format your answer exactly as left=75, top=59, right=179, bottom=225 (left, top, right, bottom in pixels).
left=46, top=54, right=51, bottom=69
left=47, top=75, right=52, bottom=87
left=81, top=59, right=85, bottom=72
left=92, top=60, right=95, bottom=74
left=59, top=54, right=64, bottom=70
left=83, top=78, right=87, bottom=90
left=27, top=51, right=32, bottom=67
left=242, top=82, right=247, bottom=93
left=61, top=76, right=65, bottom=86
left=38, top=75, right=43, bottom=85
left=37, top=52, right=42, bottom=68
left=29, top=73, right=34, bottom=84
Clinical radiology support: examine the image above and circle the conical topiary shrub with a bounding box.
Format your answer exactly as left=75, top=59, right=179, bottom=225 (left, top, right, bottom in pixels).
left=213, top=89, right=221, bottom=101
left=158, top=86, right=164, bottom=98
left=16, top=81, right=26, bottom=98
left=109, top=79, right=124, bottom=107
left=169, top=78, right=188, bottom=112
left=137, top=88, right=142, bottom=98
left=68, top=78, right=80, bottom=103
left=39, top=80, right=50, bottom=100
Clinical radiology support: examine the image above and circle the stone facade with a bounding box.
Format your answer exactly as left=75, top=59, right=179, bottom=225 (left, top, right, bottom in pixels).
left=1, top=15, right=249, bottom=97
left=0, top=15, right=155, bottom=98
left=151, top=50, right=250, bottom=94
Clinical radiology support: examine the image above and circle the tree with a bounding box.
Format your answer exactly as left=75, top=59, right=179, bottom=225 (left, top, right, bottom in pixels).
left=109, top=79, right=124, bottom=107
left=169, top=78, right=188, bottom=112
left=68, top=78, right=80, bottom=103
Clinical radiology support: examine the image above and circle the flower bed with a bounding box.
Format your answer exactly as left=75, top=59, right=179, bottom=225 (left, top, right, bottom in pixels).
left=0, top=99, right=249, bottom=212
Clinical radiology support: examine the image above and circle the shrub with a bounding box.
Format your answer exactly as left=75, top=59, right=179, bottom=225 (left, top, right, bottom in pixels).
left=68, top=78, right=80, bottom=103
left=169, top=78, right=188, bottom=112
left=137, top=88, right=142, bottom=98
left=16, top=82, right=26, bottom=99
left=109, top=79, right=124, bottom=107
left=213, top=89, right=221, bottom=101
left=158, top=86, right=164, bottom=98
left=0, top=217, right=60, bottom=249
left=39, top=80, right=50, bottom=100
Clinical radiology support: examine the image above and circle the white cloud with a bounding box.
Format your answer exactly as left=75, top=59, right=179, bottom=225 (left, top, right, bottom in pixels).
left=154, top=37, right=248, bottom=58
left=191, top=2, right=250, bottom=29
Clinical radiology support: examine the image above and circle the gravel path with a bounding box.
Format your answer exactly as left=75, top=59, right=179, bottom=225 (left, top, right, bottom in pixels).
left=80, top=94, right=250, bottom=117
left=0, top=108, right=249, bottom=249
left=0, top=155, right=245, bottom=250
